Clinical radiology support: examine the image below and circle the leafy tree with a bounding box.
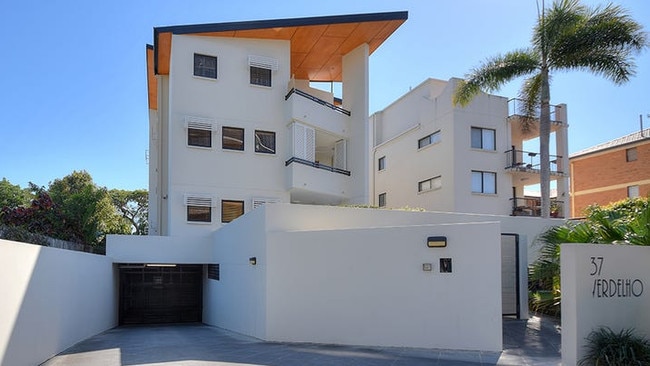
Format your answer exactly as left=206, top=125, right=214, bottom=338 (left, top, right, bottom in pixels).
left=0, top=178, right=29, bottom=208
left=47, top=171, right=130, bottom=245
left=110, top=189, right=148, bottom=235
left=453, top=0, right=647, bottom=218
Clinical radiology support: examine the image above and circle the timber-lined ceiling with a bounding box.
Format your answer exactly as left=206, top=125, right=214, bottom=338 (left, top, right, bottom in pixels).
left=153, top=12, right=407, bottom=82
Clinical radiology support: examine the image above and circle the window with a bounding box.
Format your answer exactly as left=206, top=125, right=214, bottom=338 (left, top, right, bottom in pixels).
left=471, top=127, right=496, bottom=150
left=418, top=176, right=442, bottom=193
left=255, top=130, right=276, bottom=154
left=626, top=147, right=637, bottom=162
left=221, top=200, right=244, bottom=223
left=418, top=131, right=441, bottom=149
left=250, top=66, right=272, bottom=87
left=628, top=185, right=640, bottom=198
left=188, top=128, right=211, bottom=148
left=194, top=54, right=217, bottom=79
left=207, top=264, right=220, bottom=281
left=185, top=194, right=213, bottom=223
left=471, top=170, right=497, bottom=194
left=378, top=193, right=387, bottom=207
left=222, top=127, right=244, bottom=151
left=187, top=206, right=211, bottom=222
left=378, top=156, right=386, bottom=171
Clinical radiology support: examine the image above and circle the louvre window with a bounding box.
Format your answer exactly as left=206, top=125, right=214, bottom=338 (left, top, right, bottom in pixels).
left=223, top=127, right=244, bottom=151
left=471, top=170, right=497, bottom=194
left=185, top=195, right=213, bottom=222
left=418, top=131, right=441, bottom=149
left=255, top=130, right=276, bottom=154
left=471, top=127, right=496, bottom=150
left=194, top=54, right=217, bottom=79
left=207, top=264, right=220, bottom=281
left=221, top=200, right=244, bottom=223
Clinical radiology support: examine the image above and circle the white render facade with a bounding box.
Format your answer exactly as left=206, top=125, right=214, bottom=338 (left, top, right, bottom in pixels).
left=370, top=78, right=571, bottom=218
left=146, top=13, right=408, bottom=236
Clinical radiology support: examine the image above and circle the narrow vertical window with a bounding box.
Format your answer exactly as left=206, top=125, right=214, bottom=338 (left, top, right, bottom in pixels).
left=378, top=193, right=386, bottom=208
left=626, top=147, right=637, bottom=162
left=378, top=156, right=386, bottom=171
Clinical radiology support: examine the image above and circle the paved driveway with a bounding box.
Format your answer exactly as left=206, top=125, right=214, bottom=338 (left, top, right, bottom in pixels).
left=42, top=316, right=560, bottom=366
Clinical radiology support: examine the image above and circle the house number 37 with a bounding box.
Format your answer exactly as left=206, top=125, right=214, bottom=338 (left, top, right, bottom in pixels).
left=590, top=256, right=604, bottom=276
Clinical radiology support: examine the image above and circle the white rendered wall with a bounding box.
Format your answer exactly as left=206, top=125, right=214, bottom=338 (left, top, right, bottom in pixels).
left=203, top=207, right=268, bottom=339
left=265, top=221, right=503, bottom=351
left=0, top=239, right=116, bottom=366
left=165, top=35, right=291, bottom=236
left=106, top=234, right=213, bottom=264
left=561, top=244, right=650, bottom=365
left=371, top=78, right=512, bottom=215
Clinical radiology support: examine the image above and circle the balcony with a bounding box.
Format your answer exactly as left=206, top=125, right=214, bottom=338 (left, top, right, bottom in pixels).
left=507, top=98, right=565, bottom=142
left=510, top=197, right=565, bottom=218
left=505, top=149, right=566, bottom=177
left=285, top=157, right=351, bottom=205
left=285, top=88, right=350, bottom=136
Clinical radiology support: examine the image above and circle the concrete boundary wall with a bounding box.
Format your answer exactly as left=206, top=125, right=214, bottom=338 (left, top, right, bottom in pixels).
left=561, top=244, right=650, bottom=365
left=0, top=239, right=117, bottom=366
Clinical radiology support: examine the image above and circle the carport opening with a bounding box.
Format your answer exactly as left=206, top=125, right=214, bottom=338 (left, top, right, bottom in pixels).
left=119, top=264, right=203, bottom=325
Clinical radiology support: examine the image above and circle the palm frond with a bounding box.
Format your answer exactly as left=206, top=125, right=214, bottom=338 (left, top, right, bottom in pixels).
left=517, top=74, right=544, bottom=133
left=452, top=50, right=539, bottom=106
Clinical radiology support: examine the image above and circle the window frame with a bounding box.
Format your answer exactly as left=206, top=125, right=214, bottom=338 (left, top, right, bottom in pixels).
left=250, top=66, right=272, bottom=87
left=193, top=53, right=217, bottom=79
left=418, top=130, right=441, bottom=149
left=378, top=156, right=386, bottom=171
left=418, top=176, right=442, bottom=193
left=221, top=200, right=245, bottom=223
left=254, top=130, right=276, bottom=154
left=222, top=126, right=245, bottom=151
left=471, top=170, right=497, bottom=194
left=626, top=147, right=638, bottom=162
left=378, top=192, right=387, bottom=208
left=471, top=127, right=496, bottom=151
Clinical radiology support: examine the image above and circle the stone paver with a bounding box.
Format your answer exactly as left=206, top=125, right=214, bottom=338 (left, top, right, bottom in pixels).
left=42, top=316, right=561, bottom=366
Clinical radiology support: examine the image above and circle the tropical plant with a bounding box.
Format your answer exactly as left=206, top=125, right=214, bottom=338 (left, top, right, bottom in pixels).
left=453, top=0, right=647, bottom=218
left=579, top=327, right=650, bottom=365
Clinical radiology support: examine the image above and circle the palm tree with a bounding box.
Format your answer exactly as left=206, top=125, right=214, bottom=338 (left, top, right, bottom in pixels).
left=453, top=0, right=647, bottom=218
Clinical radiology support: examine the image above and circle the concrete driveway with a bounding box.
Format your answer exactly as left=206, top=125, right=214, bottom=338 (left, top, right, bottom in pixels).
left=42, top=316, right=560, bottom=366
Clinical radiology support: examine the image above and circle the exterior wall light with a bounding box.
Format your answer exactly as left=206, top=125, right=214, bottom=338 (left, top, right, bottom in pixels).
left=427, top=236, right=447, bottom=248
left=249, top=257, right=257, bottom=265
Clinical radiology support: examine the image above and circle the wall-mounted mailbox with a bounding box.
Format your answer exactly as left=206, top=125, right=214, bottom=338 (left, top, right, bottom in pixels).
left=427, top=236, right=447, bottom=248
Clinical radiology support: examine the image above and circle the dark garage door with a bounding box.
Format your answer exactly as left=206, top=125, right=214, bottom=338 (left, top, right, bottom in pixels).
left=119, top=264, right=203, bottom=325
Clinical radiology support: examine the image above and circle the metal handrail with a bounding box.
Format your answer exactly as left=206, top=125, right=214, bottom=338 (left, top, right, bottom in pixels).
left=507, top=98, right=562, bottom=123
left=285, top=157, right=351, bottom=176
left=504, top=149, right=563, bottom=174
left=285, top=88, right=351, bottom=116
left=510, top=197, right=564, bottom=218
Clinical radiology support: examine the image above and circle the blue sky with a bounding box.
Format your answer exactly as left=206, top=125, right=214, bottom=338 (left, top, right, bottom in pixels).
left=1, top=0, right=648, bottom=191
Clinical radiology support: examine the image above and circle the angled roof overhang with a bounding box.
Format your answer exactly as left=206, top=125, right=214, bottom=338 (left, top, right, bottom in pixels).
left=152, top=11, right=407, bottom=82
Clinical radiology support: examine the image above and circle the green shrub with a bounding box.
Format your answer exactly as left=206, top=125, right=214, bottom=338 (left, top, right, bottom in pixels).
left=579, top=327, right=650, bottom=365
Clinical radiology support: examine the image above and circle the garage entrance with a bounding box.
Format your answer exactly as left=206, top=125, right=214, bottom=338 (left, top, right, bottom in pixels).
left=119, top=264, right=203, bottom=325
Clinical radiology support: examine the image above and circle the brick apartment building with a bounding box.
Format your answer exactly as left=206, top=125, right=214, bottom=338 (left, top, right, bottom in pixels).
left=570, top=128, right=650, bottom=217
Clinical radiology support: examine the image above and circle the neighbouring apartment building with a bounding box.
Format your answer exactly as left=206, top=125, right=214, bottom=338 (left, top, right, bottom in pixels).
left=570, top=128, right=650, bottom=217
left=370, top=78, right=571, bottom=218
left=146, top=12, right=408, bottom=236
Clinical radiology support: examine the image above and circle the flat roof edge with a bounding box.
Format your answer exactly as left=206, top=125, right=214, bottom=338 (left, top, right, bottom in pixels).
left=154, top=11, right=408, bottom=35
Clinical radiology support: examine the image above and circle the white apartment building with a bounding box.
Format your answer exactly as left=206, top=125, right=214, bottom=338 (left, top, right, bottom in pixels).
left=370, top=78, right=570, bottom=218
left=146, top=12, right=408, bottom=236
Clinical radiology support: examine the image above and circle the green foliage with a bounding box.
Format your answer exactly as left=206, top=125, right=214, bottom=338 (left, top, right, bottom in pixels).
left=529, top=197, right=650, bottom=316
left=110, top=189, right=149, bottom=235
left=0, top=178, right=30, bottom=208
left=579, top=327, right=650, bottom=365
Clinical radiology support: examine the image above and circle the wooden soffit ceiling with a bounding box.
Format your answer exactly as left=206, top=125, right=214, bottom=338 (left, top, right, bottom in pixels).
left=154, top=11, right=407, bottom=81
